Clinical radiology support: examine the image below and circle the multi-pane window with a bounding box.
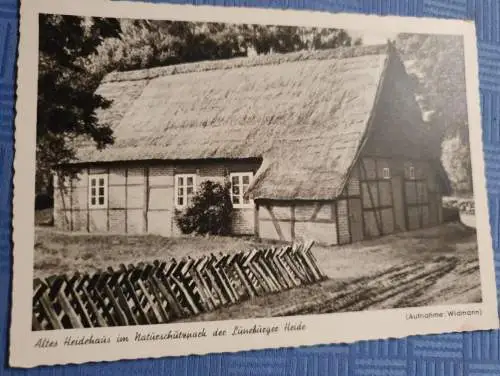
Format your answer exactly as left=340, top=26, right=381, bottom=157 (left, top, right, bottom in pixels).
left=382, top=167, right=390, bottom=179
left=175, top=174, right=196, bottom=208
left=409, top=166, right=415, bottom=180
left=230, top=172, right=253, bottom=208
left=88, top=174, right=108, bottom=209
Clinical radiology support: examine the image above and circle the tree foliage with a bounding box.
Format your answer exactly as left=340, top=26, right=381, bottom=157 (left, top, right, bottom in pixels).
left=37, top=14, right=120, bottom=193
left=396, top=33, right=472, bottom=194
left=396, top=34, right=467, bottom=137
left=89, top=21, right=359, bottom=75
left=175, top=181, right=233, bottom=236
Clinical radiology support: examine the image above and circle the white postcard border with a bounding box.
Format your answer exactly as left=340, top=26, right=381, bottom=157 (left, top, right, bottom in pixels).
left=10, top=0, right=499, bottom=368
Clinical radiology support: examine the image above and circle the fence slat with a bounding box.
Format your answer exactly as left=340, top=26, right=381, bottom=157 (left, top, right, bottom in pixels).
left=66, top=278, right=94, bottom=328
left=152, top=275, right=184, bottom=319
left=57, top=285, right=84, bottom=329
left=103, top=284, right=129, bottom=326
left=38, top=290, right=63, bottom=330
left=33, top=242, right=325, bottom=330
left=81, top=285, right=108, bottom=327
left=170, top=275, right=200, bottom=315
left=136, top=279, right=163, bottom=324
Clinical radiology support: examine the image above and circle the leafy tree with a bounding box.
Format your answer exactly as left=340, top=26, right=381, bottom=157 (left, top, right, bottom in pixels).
left=175, top=181, right=233, bottom=236
left=442, top=132, right=472, bottom=195
left=396, top=33, right=472, bottom=194
left=89, top=21, right=358, bottom=74
left=396, top=33, right=467, bottom=138
left=37, top=14, right=120, bottom=195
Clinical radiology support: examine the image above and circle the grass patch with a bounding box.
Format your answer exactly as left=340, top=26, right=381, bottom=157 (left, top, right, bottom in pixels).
left=34, top=228, right=281, bottom=278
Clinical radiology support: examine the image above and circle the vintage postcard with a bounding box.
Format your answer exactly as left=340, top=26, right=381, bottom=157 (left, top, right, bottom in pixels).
left=10, top=0, right=499, bottom=367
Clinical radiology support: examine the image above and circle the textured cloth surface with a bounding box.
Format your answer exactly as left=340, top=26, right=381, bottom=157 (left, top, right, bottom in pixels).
left=3, top=0, right=500, bottom=374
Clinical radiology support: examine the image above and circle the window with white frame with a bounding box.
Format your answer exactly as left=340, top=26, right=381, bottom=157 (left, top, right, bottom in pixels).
left=409, top=166, right=415, bottom=180
left=88, top=174, right=108, bottom=209
left=230, top=172, right=253, bottom=208
left=175, top=174, right=196, bottom=208
left=382, top=167, right=391, bottom=179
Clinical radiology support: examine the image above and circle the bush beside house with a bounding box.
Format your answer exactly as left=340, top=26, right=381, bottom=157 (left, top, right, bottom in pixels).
left=175, top=181, right=233, bottom=236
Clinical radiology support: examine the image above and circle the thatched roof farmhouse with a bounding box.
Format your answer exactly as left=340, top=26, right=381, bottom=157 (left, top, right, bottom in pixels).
left=55, top=42, right=449, bottom=244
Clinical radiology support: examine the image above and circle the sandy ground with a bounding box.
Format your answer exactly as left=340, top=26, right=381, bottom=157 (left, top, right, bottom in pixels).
left=34, top=222, right=481, bottom=316
left=182, top=223, right=481, bottom=320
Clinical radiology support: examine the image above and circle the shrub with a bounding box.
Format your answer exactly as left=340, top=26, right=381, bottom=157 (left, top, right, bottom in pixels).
left=175, top=180, right=233, bottom=236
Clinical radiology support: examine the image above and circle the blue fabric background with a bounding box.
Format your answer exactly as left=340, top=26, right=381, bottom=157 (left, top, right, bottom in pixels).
left=2, top=0, right=500, bottom=374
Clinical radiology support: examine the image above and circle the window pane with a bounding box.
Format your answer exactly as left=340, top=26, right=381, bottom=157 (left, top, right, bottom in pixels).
left=232, top=176, right=239, bottom=185
left=98, top=197, right=104, bottom=205
left=178, top=177, right=184, bottom=186
left=99, top=178, right=104, bottom=186
left=187, top=187, right=193, bottom=195
left=187, top=176, right=193, bottom=186
left=99, top=187, right=104, bottom=196
left=178, top=187, right=184, bottom=197
left=178, top=197, right=183, bottom=206
left=233, top=196, right=240, bottom=204
left=91, top=198, right=96, bottom=205
left=232, top=185, right=240, bottom=195
left=91, top=179, right=96, bottom=187
left=243, top=175, right=250, bottom=184
left=91, top=188, right=96, bottom=196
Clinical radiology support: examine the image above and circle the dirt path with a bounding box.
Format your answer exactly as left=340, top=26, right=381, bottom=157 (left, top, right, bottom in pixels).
left=181, top=254, right=480, bottom=322
left=34, top=222, right=481, bottom=318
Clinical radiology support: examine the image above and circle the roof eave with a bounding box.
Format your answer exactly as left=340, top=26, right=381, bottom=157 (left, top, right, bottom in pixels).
left=333, top=44, right=393, bottom=198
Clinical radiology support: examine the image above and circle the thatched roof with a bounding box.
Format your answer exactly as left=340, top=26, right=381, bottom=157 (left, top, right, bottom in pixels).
left=76, top=44, right=393, bottom=200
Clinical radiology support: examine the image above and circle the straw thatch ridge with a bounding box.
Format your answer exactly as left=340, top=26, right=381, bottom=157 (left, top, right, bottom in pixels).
left=103, top=44, right=388, bottom=84
left=75, top=44, right=392, bottom=200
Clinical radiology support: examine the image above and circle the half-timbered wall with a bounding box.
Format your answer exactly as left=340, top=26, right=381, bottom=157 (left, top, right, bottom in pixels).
left=54, top=159, right=260, bottom=236
left=347, top=156, right=443, bottom=240
left=257, top=201, right=338, bottom=245
left=336, top=166, right=362, bottom=244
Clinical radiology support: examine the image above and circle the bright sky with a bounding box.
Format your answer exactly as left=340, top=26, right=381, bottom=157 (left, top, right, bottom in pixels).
left=348, top=29, right=399, bottom=45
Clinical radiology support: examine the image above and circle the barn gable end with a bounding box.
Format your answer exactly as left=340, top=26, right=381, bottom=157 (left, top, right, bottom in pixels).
left=333, top=43, right=447, bottom=242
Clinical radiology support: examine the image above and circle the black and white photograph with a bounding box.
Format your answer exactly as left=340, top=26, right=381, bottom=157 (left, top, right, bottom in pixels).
left=10, top=0, right=499, bottom=368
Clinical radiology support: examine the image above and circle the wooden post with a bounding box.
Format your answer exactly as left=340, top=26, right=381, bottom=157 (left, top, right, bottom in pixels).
left=125, top=168, right=128, bottom=233
left=254, top=202, right=260, bottom=238
left=143, top=167, right=149, bottom=233
left=106, top=167, right=110, bottom=232
left=266, top=204, right=285, bottom=241
left=86, top=167, right=90, bottom=232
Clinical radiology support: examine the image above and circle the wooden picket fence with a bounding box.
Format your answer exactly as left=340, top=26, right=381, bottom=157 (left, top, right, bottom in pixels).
left=32, top=241, right=326, bottom=330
